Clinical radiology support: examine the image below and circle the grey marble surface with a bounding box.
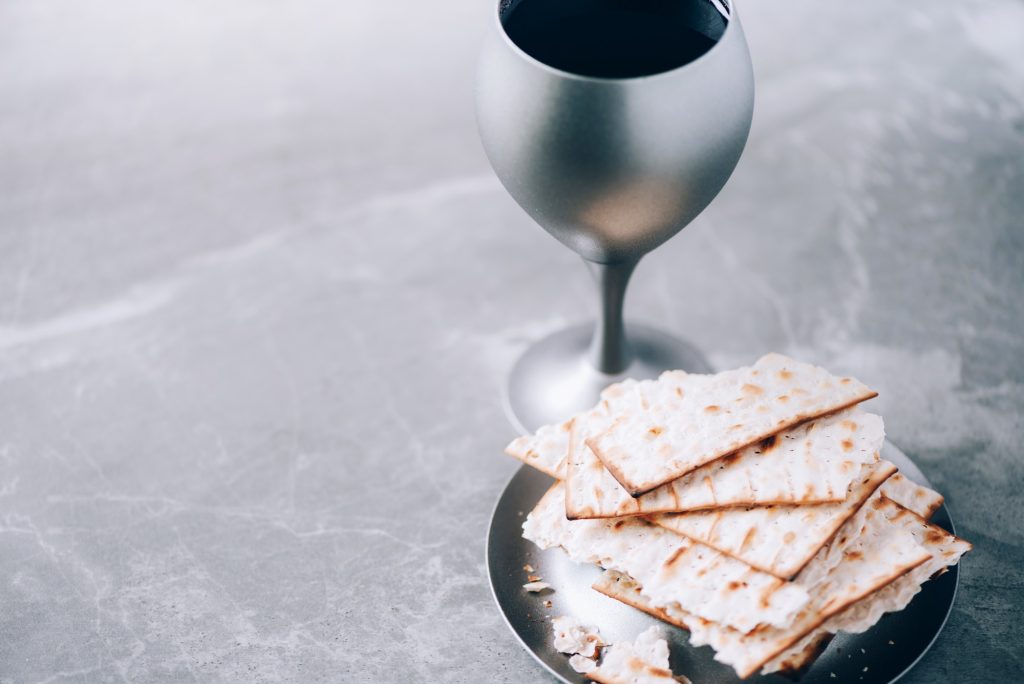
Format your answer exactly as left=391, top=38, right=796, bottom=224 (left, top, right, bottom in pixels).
left=1, top=0, right=1022, bottom=682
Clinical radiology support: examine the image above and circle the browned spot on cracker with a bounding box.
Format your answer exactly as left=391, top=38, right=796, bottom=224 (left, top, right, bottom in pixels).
left=613, top=520, right=626, bottom=529
left=778, top=369, right=793, bottom=380
left=776, top=394, right=790, bottom=403
left=841, top=439, right=854, bottom=452
left=759, top=434, right=778, bottom=453
left=841, top=420, right=857, bottom=430
left=841, top=377, right=852, bottom=384
left=647, top=426, right=664, bottom=437
left=664, top=546, right=689, bottom=567
left=739, top=528, right=757, bottom=552
left=674, top=387, right=684, bottom=398
left=783, top=531, right=796, bottom=544
left=759, top=582, right=779, bottom=608
left=742, top=383, right=764, bottom=395
left=704, top=404, right=720, bottom=413
left=845, top=550, right=863, bottom=561
left=703, top=476, right=717, bottom=504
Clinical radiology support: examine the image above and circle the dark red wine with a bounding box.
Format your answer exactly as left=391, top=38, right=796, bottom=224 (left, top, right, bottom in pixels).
left=501, top=0, right=726, bottom=79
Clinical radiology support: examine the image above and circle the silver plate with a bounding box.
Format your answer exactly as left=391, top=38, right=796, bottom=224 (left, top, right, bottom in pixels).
left=487, top=442, right=959, bottom=683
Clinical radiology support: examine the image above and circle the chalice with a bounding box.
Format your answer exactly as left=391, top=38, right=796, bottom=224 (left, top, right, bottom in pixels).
left=477, top=0, right=754, bottom=432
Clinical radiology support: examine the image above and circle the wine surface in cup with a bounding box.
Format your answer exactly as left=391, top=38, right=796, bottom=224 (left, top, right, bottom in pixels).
left=501, top=0, right=726, bottom=79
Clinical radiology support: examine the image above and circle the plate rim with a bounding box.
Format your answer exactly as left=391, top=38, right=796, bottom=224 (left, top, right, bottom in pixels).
left=486, top=465, right=576, bottom=683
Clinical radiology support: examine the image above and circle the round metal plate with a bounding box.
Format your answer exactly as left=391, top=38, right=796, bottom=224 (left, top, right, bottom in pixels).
left=487, top=442, right=959, bottom=683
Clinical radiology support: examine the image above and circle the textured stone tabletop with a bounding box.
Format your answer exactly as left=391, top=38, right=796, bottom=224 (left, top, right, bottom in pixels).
left=1, top=0, right=1022, bottom=682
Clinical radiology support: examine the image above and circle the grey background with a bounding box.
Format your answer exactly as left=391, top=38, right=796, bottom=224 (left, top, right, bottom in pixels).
left=1, top=0, right=1021, bottom=682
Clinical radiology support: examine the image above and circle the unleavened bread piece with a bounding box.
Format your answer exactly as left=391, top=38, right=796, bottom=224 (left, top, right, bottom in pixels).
left=567, top=404, right=883, bottom=519
left=647, top=460, right=896, bottom=579
left=878, top=472, right=944, bottom=519
left=593, top=496, right=926, bottom=677
left=523, top=482, right=809, bottom=634
left=587, top=354, right=878, bottom=495
left=506, top=380, right=884, bottom=520
left=587, top=626, right=688, bottom=684
left=761, top=500, right=970, bottom=673
left=591, top=571, right=828, bottom=677
left=594, top=495, right=967, bottom=679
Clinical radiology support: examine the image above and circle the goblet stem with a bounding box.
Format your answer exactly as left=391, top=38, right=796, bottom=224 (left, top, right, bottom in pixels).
left=586, top=258, right=639, bottom=374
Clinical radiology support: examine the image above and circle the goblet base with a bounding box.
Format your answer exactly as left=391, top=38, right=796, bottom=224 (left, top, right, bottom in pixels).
left=504, top=322, right=712, bottom=434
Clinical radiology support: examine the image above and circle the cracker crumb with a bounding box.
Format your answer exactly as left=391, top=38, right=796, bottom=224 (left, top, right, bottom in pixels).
left=830, top=674, right=836, bottom=679
left=527, top=574, right=542, bottom=582
left=590, top=627, right=677, bottom=682
left=863, top=666, right=869, bottom=672
left=523, top=564, right=535, bottom=573
left=543, top=600, right=553, bottom=608
left=523, top=581, right=552, bottom=593
left=888, top=640, right=895, bottom=645
left=552, top=616, right=603, bottom=659
left=569, top=654, right=597, bottom=674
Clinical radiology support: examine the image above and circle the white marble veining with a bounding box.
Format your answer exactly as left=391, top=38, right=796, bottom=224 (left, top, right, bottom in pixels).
left=0, top=0, right=1022, bottom=682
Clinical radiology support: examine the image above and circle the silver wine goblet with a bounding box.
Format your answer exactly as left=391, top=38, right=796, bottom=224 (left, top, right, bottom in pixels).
left=477, top=0, right=754, bottom=433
